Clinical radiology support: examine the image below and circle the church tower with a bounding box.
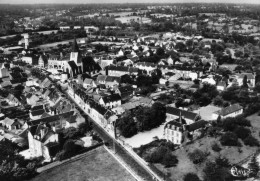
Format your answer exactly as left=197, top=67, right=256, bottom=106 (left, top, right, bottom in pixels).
left=70, top=38, right=83, bottom=74
left=38, top=55, right=44, bottom=68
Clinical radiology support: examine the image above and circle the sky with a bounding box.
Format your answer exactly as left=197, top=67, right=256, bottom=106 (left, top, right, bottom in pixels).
left=0, top=0, right=259, bottom=4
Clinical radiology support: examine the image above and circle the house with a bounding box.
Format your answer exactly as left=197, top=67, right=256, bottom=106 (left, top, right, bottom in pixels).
left=166, top=107, right=200, bottom=125
left=105, top=76, right=121, bottom=88
left=106, top=65, right=130, bottom=77
left=99, top=94, right=121, bottom=108
left=83, top=78, right=96, bottom=89
left=1, top=117, right=22, bottom=130
left=212, top=104, right=243, bottom=120
left=216, top=81, right=227, bottom=91
left=27, top=111, right=83, bottom=131
left=164, top=120, right=183, bottom=145
left=26, top=94, right=39, bottom=106
left=115, top=85, right=135, bottom=99
left=27, top=124, right=59, bottom=161
left=6, top=94, right=21, bottom=106
left=134, top=62, right=157, bottom=75
left=236, top=73, right=255, bottom=87
left=96, top=75, right=107, bottom=85
left=30, top=105, right=46, bottom=120
left=186, top=120, right=208, bottom=138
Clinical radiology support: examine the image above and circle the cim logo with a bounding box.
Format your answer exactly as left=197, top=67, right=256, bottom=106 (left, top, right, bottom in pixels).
left=230, top=165, right=253, bottom=177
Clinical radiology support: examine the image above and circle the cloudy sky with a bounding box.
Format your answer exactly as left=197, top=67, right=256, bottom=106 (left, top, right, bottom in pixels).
left=0, top=0, right=259, bottom=4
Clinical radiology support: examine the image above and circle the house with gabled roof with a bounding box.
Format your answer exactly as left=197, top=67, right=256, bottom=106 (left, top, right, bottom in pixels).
left=1, top=117, right=22, bottom=130
left=166, top=106, right=200, bottom=125
left=236, top=73, right=255, bottom=87
left=105, top=76, right=121, bottom=88
left=83, top=78, right=96, bottom=89
left=26, top=123, right=59, bottom=161
left=212, top=104, right=243, bottom=120
left=99, top=94, right=121, bottom=108
left=6, top=93, right=21, bottom=106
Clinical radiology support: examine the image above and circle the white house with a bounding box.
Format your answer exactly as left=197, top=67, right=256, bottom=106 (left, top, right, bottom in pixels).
left=236, top=73, right=255, bottom=87
left=59, top=26, right=70, bottom=31
left=212, top=104, right=243, bottom=120
left=164, top=120, right=183, bottom=145
left=99, top=94, right=121, bottom=108
left=134, top=62, right=157, bottom=75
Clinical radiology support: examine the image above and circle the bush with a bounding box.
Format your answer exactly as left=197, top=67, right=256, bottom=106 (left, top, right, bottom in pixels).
left=188, top=149, right=207, bottom=164
left=243, top=135, right=259, bottom=146
left=183, top=173, right=201, bottom=181
left=220, top=132, right=241, bottom=146
left=211, top=143, right=222, bottom=152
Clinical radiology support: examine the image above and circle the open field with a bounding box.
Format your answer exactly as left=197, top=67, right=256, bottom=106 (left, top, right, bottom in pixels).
left=31, top=146, right=136, bottom=181
left=154, top=136, right=258, bottom=181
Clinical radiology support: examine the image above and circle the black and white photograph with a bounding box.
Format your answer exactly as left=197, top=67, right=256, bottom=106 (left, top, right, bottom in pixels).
left=0, top=0, right=260, bottom=180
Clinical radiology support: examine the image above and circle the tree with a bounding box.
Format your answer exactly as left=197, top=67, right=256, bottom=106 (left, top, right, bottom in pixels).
left=243, top=135, right=259, bottom=146
left=220, top=132, right=240, bottom=146
left=234, top=126, right=251, bottom=140
left=188, top=149, right=207, bottom=164
left=162, top=151, right=178, bottom=167
left=183, top=173, right=201, bottom=181
left=242, top=75, right=248, bottom=88
left=62, top=127, right=80, bottom=139
left=156, top=47, right=165, bottom=56
left=203, top=161, right=231, bottom=181
left=117, top=115, right=138, bottom=138
left=78, top=122, right=91, bottom=136
left=234, top=50, right=243, bottom=58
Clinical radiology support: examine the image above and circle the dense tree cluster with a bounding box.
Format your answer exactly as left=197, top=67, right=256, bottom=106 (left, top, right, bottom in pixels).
left=134, top=139, right=178, bottom=167
left=117, top=102, right=166, bottom=138
left=0, top=140, right=38, bottom=181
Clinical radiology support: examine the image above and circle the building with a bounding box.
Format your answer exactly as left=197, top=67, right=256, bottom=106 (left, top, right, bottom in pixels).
left=166, top=107, right=200, bottom=125
left=83, top=78, right=96, bottom=89
left=99, top=94, right=121, bottom=108
left=216, top=81, right=227, bottom=91
left=134, top=62, right=157, bottom=75
left=236, top=73, right=255, bottom=87
left=27, top=124, right=59, bottom=161
left=164, top=120, right=183, bottom=145
left=1, top=117, right=22, bottom=130
left=212, top=104, right=243, bottom=120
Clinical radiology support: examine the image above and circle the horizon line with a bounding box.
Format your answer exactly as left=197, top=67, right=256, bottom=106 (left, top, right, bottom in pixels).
left=0, top=2, right=260, bottom=5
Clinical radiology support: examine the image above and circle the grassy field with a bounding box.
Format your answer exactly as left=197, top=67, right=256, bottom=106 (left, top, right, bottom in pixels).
left=154, top=135, right=258, bottom=181
left=32, top=146, right=135, bottom=181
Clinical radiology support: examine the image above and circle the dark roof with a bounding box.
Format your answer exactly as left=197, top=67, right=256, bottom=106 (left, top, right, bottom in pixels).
left=118, top=86, right=134, bottom=94
left=72, top=38, right=79, bottom=52
left=165, top=120, right=182, bottom=128
left=31, top=105, right=44, bottom=111
left=105, top=76, right=121, bottom=83
left=187, top=120, right=207, bottom=132
left=215, top=104, right=243, bottom=116
left=107, top=65, right=129, bottom=72
left=101, top=94, right=121, bottom=104
left=28, top=111, right=74, bottom=126
left=68, top=61, right=78, bottom=72
left=31, top=109, right=45, bottom=116
left=166, top=107, right=198, bottom=121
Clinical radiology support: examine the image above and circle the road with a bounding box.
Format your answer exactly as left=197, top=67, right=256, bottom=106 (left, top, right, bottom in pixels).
left=46, top=77, right=161, bottom=181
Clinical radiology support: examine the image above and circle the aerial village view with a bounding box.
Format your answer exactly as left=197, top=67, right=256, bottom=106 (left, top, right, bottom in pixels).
left=0, top=1, right=260, bottom=181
